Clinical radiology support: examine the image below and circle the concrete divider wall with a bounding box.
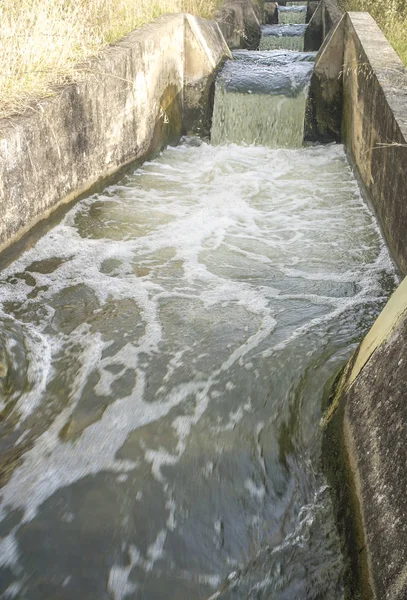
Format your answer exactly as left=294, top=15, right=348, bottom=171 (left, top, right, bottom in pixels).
left=322, top=0, right=342, bottom=40
left=214, top=0, right=262, bottom=50
left=324, top=278, right=407, bottom=600
left=313, top=7, right=407, bottom=600
left=0, top=13, right=231, bottom=257
left=307, top=10, right=407, bottom=275
left=342, top=13, right=407, bottom=275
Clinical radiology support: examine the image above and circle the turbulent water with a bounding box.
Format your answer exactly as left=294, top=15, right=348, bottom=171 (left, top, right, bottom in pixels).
left=260, top=25, right=307, bottom=51
left=0, top=140, right=396, bottom=599
left=278, top=6, right=307, bottom=25
left=211, top=51, right=315, bottom=147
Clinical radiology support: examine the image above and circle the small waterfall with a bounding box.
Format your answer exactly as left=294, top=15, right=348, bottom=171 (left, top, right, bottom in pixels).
left=278, top=5, right=307, bottom=24
left=260, top=24, right=307, bottom=51
left=211, top=51, right=315, bottom=147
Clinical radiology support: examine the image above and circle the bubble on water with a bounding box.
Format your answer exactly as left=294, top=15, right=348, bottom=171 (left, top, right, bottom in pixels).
left=0, top=141, right=396, bottom=596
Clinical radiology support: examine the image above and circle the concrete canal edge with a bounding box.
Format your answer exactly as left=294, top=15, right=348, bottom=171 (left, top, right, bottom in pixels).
left=323, top=278, right=407, bottom=600
left=0, top=13, right=231, bottom=258
left=308, top=6, right=407, bottom=599
left=307, top=10, right=407, bottom=273
left=1, top=1, right=407, bottom=596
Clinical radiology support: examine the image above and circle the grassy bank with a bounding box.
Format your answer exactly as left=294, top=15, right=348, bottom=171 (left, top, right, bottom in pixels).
left=339, top=0, right=407, bottom=65
left=0, top=0, right=221, bottom=119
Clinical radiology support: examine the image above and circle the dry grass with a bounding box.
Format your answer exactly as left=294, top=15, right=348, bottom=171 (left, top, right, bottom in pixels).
left=339, top=0, right=407, bottom=66
left=0, top=0, right=221, bottom=119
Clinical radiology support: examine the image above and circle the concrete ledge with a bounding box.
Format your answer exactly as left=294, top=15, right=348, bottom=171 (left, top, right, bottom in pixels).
left=305, top=0, right=342, bottom=51
left=264, top=1, right=278, bottom=25
left=324, top=277, right=407, bottom=599
left=0, top=14, right=230, bottom=256
left=184, top=14, right=232, bottom=134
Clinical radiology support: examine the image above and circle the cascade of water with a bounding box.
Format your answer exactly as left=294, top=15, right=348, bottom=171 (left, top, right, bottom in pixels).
left=260, top=24, right=307, bottom=50
left=0, top=3, right=397, bottom=600
left=278, top=5, right=307, bottom=24
left=211, top=50, right=314, bottom=147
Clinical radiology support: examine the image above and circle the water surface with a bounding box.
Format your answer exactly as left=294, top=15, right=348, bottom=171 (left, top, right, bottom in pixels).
left=0, top=141, right=396, bottom=599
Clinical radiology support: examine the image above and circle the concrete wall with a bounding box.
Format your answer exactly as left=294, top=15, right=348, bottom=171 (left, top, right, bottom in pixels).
left=315, top=9, right=407, bottom=600
left=322, top=0, right=342, bottom=40
left=214, top=0, right=262, bottom=50
left=305, top=0, right=342, bottom=51
left=342, top=13, right=407, bottom=275
left=324, top=277, right=407, bottom=600
left=305, top=14, right=345, bottom=141
left=0, top=13, right=231, bottom=256
left=306, top=11, right=407, bottom=275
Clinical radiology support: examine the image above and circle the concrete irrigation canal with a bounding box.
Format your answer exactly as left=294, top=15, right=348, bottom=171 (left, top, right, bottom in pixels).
left=0, top=1, right=406, bottom=599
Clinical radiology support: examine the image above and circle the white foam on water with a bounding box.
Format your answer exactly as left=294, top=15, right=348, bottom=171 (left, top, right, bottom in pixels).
left=0, top=532, right=20, bottom=570
left=244, top=479, right=266, bottom=502
left=108, top=565, right=137, bottom=600
left=0, top=142, right=397, bottom=585
left=1, top=582, right=22, bottom=599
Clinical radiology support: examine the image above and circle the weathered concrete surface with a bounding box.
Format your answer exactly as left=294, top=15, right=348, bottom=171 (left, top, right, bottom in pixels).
left=313, top=10, right=407, bottom=599
left=306, top=9, right=407, bottom=270
left=214, top=0, right=262, bottom=50
left=304, top=1, right=323, bottom=51
left=304, top=0, right=342, bottom=51
left=322, top=0, right=342, bottom=41
left=324, top=277, right=407, bottom=600
left=342, top=12, right=407, bottom=275
left=264, top=1, right=278, bottom=25
left=0, top=14, right=230, bottom=255
left=184, top=14, right=232, bottom=134
left=305, top=15, right=345, bottom=142
left=306, top=1, right=320, bottom=24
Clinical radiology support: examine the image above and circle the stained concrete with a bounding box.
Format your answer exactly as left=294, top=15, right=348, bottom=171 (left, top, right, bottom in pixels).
left=214, top=0, right=262, bottom=50
left=0, top=14, right=231, bottom=256
left=308, top=7, right=407, bottom=599
left=324, top=277, right=407, bottom=600
left=305, top=14, right=345, bottom=141
left=342, top=12, right=407, bottom=275
left=184, top=15, right=232, bottom=134
left=306, top=9, right=407, bottom=265
left=322, top=0, right=342, bottom=41
left=304, top=1, right=323, bottom=51
left=264, top=2, right=278, bottom=25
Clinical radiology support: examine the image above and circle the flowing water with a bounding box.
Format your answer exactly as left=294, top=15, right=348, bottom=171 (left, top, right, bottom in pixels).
left=211, top=51, right=315, bottom=147
left=278, top=6, right=307, bottom=25
left=0, top=11, right=398, bottom=600
left=260, top=25, right=307, bottom=51
left=0, top=141, right=396, bottom=600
